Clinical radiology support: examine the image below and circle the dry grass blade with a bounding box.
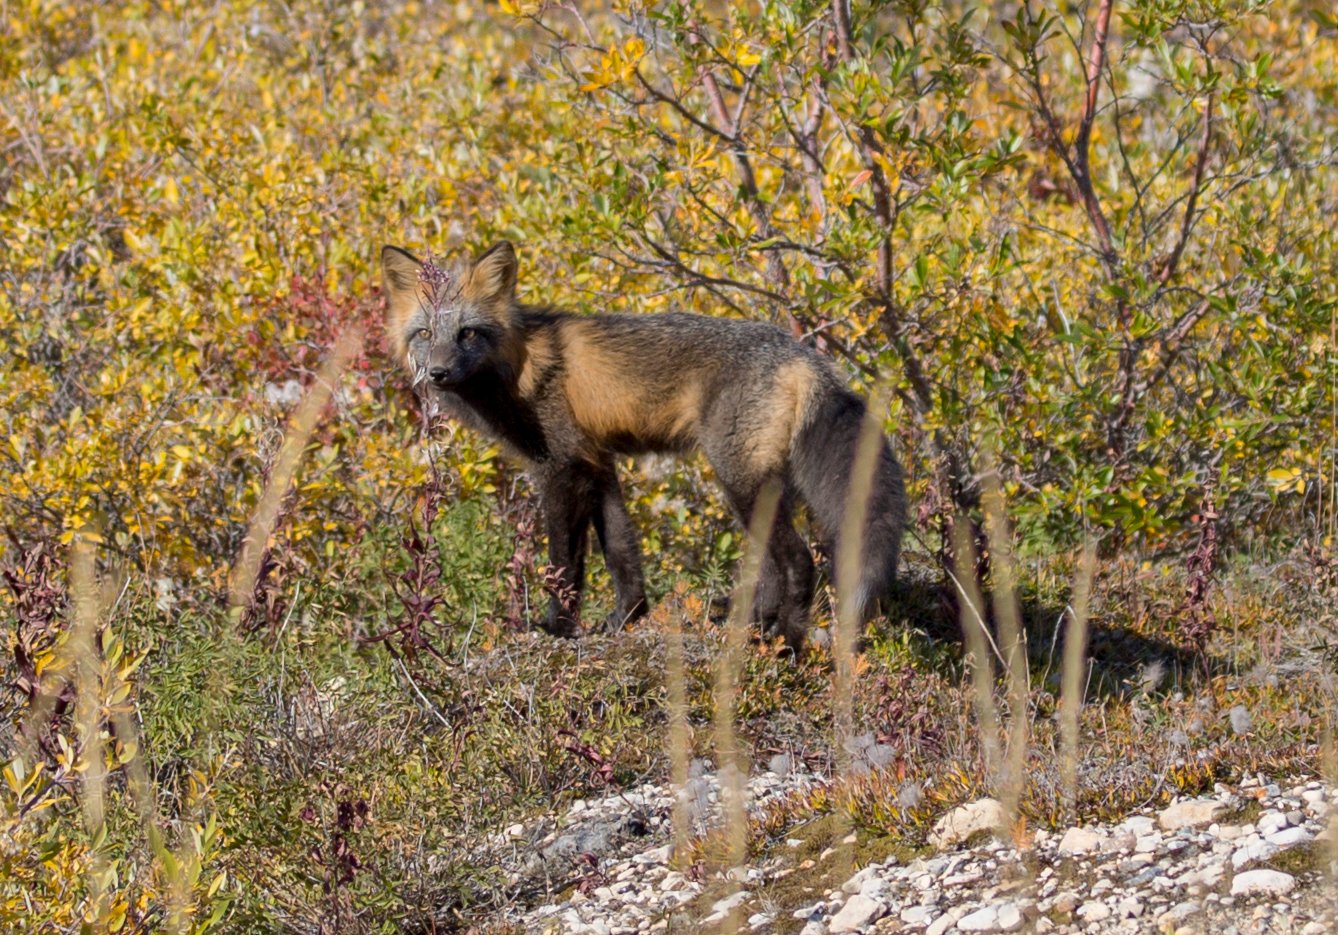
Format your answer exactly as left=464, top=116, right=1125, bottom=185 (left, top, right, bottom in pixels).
left=227, top=328, right=362, bottom=619
left=1323, top=726, right=1338, bottom=912
left=951, top=517, right=1003, bottom=787
left=65, top=541, right=214, bottom=933
left=1328, top=304, right=1336, bottom=542
left=714, top=479, right=781, bottom=932
left=68, top=537, right=109, bottom=916
left=828, top=386, right=889, bottom=879
left=980, top=460, right=1029, bottom=827
left=1060, top=539, right=1097, bottom=813
left=664, top=596, right=693, bottom=864
left=832, top=386, right=889, bottom=773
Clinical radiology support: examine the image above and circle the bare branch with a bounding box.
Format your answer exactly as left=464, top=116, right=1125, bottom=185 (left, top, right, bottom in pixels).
left=696, top=53, right=797, bottom=329
left=633, top=69, right=733, bottom=144
left=829, top=7, right=896, bottom=301
left=1157, top=92, right=1214, bottom=286
left=1072, top=0, right=1117, bottom=266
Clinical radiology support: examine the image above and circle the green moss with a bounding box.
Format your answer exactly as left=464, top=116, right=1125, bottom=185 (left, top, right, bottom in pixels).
left=1264, top=842, right=1324, bottom=877
left=1217, top=799, right=1264, bottom=827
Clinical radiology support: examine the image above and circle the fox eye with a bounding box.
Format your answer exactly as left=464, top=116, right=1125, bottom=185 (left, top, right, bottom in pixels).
left=458, top=327, right=477, bottom=342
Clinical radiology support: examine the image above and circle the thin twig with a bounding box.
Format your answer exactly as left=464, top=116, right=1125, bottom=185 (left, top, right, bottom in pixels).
left=1157, top=92, right=1214, bottom=286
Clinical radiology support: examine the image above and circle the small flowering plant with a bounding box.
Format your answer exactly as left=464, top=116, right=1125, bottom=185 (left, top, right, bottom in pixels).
left=416, top=253, right=461, bottom=309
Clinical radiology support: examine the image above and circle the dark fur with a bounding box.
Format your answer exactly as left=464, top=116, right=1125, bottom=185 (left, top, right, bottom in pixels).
left=382, top=241, right=906, bottom=649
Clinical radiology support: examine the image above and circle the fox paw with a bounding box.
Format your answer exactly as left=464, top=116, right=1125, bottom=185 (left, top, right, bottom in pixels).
left=600, top=602, right=648, bottom=634
left=536, top=614, right=579, bottom=639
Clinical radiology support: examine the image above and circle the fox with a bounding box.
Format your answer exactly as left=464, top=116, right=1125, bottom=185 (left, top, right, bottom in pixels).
left=381, top=240, right=906, bottom=651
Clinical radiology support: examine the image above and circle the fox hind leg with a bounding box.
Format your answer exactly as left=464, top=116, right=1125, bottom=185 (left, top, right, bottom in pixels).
left=769, top=513, right=814, bottom=652
left=719, top=477, right=815, bottom=651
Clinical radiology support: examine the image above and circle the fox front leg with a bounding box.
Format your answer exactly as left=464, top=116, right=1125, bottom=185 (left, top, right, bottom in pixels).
left=590, top=465, right=647, bottom=633
left=536, top=468, right=594, bottom=638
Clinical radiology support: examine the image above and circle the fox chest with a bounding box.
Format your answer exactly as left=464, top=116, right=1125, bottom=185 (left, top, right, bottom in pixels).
left=445, top=382, right=558, bottom=464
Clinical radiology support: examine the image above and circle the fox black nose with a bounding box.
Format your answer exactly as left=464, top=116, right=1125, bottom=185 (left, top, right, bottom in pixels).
left=429, top=367, right=450, bottom=385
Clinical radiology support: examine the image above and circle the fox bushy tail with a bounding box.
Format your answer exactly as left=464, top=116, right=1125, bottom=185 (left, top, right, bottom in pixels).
left=790, top=389, right=906, bottom=622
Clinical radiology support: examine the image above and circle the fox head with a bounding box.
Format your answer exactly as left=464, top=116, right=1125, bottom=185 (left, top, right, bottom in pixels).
left=381, top=241, right=521, bottom=390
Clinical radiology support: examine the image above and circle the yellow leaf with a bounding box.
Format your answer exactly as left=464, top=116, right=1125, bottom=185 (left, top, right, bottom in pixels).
left=1264, top=467, right=1301, bottom=489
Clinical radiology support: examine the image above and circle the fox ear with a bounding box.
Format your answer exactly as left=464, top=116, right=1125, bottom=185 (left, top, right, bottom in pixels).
left=381, top=245, right=422, bottom=302
left=467, top=241, right=518, bottom=305
left=381, top=246, right=423, bottom=360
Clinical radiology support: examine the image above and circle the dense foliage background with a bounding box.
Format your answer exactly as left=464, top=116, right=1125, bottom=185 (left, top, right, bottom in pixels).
left=1, top=0, right=1334, bottom=931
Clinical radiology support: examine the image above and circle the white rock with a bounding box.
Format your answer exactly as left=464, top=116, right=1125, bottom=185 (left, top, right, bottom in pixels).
left=925, top=909, right=961, bottom=935
left=1057, top=826, right=1104, bottom=855
left=792, top=902, right=824, bottom=920
left=634, top=844, right=673, bottom=864
left=1230, top=869, right=1296, bottom=897
left=994, top=904, right=1023, bottom=931
left=1050, top=892, right=1080, bottom=914
left=711, top=890, right=749, bottom=914
left=1258, top=810, right=1289, bottom=834
left=1159, top=799, right=1226, bottom=831
left=929, top=798, right=1008, bottom=849
left=659, top=872, right=686, bottom=891
left=828, top=894, right=885, bottom=933
left=858, top=876, right=888, bottom=901
left=1265, top=826, right=1311, bottom=848
left=1115, top=896, right=1144, bottom=918
left=901, top=905, right=935, bottom=925
left=1076, top=901, right=1112, bottom=922
left=956, top=903, right=1021, bottom=932
left=1135, top=834, right=1162, bottom=853
left=1121, top=815, right=1156, bottom=835
left=841, top=866, right=878, bottom=895
left=1157, top=901, right=1201, bottom=925
left=1182, top=863, right=1226, bottom=889
left=1102, top=830, right=1136, bottom=853
left=1231, top=840, right=1279, bottom=869
left=956, top=906, right=999, bottom=932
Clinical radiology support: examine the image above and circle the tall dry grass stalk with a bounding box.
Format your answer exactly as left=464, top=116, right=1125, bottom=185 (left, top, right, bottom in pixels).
left=950, top=519, right=1003, bottom=787
left=63, top=537, right=197, bottom=932
left=827, top=387, right=891, bottom=878
left=1060, top=540, right=1097, bottom=812
left=68, top=537, right=110, bottom=917
left=832, top=387, right=890, bottom=775
left=713, top=479, right=781, bottom=932
left=1322, top=721, right=1338, bottom=911
left=34, top=332, right=360, bottom=932
left=1327, top=303, right=1336, bottom=542
left=980, top=462, right=1030, bottom=826
left=227, top=328, right=362, bottom=619
left=664, top=595, right=693, bottom=864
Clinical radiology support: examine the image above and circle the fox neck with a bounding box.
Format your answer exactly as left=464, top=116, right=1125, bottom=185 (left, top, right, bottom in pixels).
left=449, top=369, right=549, bottom=462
